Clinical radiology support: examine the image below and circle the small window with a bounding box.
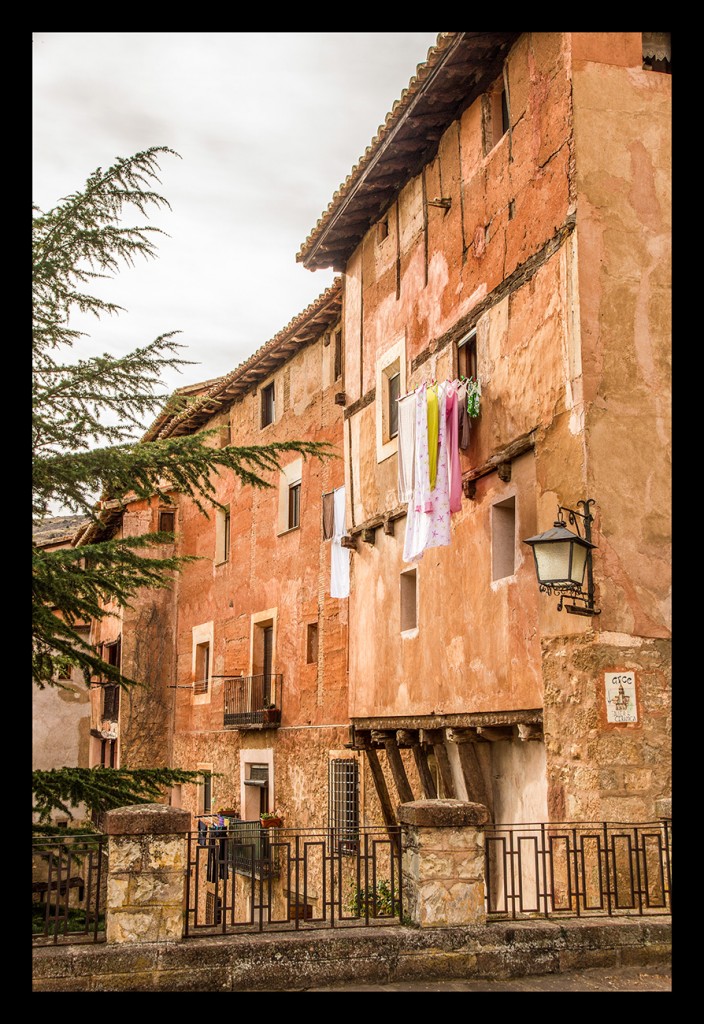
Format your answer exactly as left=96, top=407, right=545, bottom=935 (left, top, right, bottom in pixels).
left=288, top=481, right=301, bottom=530
left=194, top=641, right=210, bottom=694
left=492, top=496, right=516, bottom=580
left=400, top=568, right=418, bottom=632
left=100, top=738, right=117, bottom=768
left=215, top=506, right=231, bottom=564
left=261, top=382, right=275, bottom=428
left=328, top=758, right=359, bottom=854
left=333, top=329, right=342, bottom=381
left=378, top=216, right=389, bottom=242
left=388, top=372, right=400, bottom=439
left=457, top=330, right=477, bottom=382
left=198, top=769, right=213, bottom=816
left=306, top=622, right=319, bottom=664
left=158, top=509, right=176, bottom=534
left=642, top=32, right=671, bottom=74
left=102, top=684, right=120, bottom=720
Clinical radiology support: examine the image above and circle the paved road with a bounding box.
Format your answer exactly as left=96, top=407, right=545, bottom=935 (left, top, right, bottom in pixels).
left=303, top=964, right=672, bottom=992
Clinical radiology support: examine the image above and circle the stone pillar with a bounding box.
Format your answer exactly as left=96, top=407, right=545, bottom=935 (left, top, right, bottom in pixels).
left=102, top=803, right=191, bottom=944
left=398, top=798, right=489, bottom=928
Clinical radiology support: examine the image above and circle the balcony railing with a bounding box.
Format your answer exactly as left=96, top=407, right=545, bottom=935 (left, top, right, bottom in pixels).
left=222, top=674, right=282, bottom=728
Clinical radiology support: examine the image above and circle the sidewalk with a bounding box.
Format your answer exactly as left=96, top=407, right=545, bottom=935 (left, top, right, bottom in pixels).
left=303, top=964, right=672, bottom=992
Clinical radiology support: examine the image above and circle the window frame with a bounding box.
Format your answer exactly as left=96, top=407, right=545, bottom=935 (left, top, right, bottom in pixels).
left=158, top=509, right=176, bottom=535
left=456, top=328, right=478, bottom=382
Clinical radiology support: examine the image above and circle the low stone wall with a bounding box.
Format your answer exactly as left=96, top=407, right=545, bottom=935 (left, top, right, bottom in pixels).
left=32, top=917, right=671, bottom=992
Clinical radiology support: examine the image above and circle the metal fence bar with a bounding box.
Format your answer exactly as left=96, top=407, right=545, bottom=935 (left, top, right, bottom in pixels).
left=183, top=823, right=402, bottom=938
left=32, top=834, right=107, bottom=946
left=484, top=820, right=672, bottom=923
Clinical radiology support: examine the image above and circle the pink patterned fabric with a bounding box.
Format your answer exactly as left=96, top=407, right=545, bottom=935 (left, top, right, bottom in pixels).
left=445, top=383, right=462, bottom=514
left=404, top=383, right=451, bottom=562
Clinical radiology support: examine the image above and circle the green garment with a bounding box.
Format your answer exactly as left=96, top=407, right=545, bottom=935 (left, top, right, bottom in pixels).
left=427, top=383, right=439, bottom=490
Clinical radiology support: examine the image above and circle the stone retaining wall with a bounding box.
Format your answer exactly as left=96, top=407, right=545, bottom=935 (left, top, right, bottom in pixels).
left=32, top=918, right=671, bottom=992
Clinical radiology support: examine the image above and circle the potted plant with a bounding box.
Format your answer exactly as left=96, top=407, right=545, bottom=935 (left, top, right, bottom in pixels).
left=260, top=810, right=284, bottom=828
left=261, top=698, right=280, bottom=725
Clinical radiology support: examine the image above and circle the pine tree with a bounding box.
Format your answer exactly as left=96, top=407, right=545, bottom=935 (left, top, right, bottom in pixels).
left=32, top=147, right=333, bottom=827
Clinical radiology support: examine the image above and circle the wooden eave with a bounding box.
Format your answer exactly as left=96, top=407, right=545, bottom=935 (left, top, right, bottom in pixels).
left=297, top=31, right=521, bottom=272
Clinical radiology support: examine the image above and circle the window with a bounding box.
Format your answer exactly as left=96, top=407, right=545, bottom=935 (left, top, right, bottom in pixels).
left=194, top=641, right=210, bottom=694
left=261, top=382, right=275, bottom=427
left=457, top=329, right=477, bottom=381
left=158, top=509, right=176, bottom=534
left=102, top=684, right=120, bottom=720
left=333, top=329, right=342, bottom=380
left=278, top=458, right=302, bottom=534
left=378, top=216, right=389, bottom=242
left=388, top=371, right=400, bottom=439
left=215, top=506, right=231, bottom=563
left=197, top=767, right=213, bottom=816
left=642, top=32, right=671, bottom=74
left=492, top=496, right=516, bottom=580
left=328, top=758, right=359, bottom=853
left=400, top=568, right=418, bottom=633
left=245, top=763, right=270, bottom=817
left=100, top=738, right=117, bottom=768
left=375, top=338, right=406, bottom=463
left=484, top=81, right=510, bottom=154
left=288, top=481, right=301, bottom=530
left=306, top=622, right=319, bottom=664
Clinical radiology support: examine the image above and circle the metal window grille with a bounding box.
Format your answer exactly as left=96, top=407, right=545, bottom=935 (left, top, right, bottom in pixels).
left=328, top=759, right=359, bottom=854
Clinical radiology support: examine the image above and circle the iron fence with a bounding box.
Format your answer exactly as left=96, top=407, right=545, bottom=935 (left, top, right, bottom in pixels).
left=184, top=822, right=402, bottom=936
left=484, top=819, right=672, bottom=920
left=32, top=833, right=108, bottom=944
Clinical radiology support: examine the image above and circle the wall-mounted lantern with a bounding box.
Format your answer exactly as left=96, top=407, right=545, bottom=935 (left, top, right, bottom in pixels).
left=523, top=498, right=601, bottom=616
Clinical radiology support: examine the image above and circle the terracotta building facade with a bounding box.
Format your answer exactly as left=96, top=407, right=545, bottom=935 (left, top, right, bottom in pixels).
left=296, top=31, right=671, bottom=825
left=83, top=32, right=670, bottom=841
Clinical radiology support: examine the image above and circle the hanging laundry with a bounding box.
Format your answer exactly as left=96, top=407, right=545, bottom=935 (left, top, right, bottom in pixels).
left=397, top=391, right=416, bottom=503
left=322, top=490, right=335, bottom=540
left=403, top=384, right=451, bottom=561
left=445, top=382, right=462, bottom=514
left=427, top=383, right=439, bottom=491
left=330, top=486, right=350, bottom=598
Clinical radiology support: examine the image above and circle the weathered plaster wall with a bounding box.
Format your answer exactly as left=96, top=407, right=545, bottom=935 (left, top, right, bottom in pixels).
left=166, top=331, right=349, bottom=829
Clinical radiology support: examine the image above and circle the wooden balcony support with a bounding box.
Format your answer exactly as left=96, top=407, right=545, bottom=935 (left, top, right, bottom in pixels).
left=422, top=728, right=456, bottom=798
left=446, top=727, right=491, bottom=810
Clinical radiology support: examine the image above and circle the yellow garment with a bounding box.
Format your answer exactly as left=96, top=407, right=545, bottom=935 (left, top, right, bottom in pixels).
left=427, top=384, right=439, bottom=490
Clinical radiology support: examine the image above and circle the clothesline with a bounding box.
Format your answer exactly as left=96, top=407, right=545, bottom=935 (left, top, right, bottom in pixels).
left=395, top=375, right=480, bottom=403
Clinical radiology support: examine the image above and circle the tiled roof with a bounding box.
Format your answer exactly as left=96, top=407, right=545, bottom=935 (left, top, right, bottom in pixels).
left=297, top=31, right=520, bottom=271
left=33, top=515, right=91, bottom=547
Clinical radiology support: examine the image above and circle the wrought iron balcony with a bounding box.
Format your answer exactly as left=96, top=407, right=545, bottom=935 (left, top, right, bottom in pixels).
left=222, top=674, right=282, bottom=729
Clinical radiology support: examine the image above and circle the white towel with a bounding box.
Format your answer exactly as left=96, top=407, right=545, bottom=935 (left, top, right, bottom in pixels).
left=330, top=486, right=350, bottom=598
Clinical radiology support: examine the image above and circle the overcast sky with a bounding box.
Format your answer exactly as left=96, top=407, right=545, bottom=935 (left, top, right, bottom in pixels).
left=33, top=32, right=440, bottom=400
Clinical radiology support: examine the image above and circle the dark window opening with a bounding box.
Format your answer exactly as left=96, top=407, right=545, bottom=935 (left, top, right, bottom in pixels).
left=261, top=382, right=275, bottom=427
left=158, top=509, right=176, bottom=534
left=100, top=738, right=116, bottom=768
left=642, top=32, right=671, bottom=74
left=378, top=217, right=389, bottom=242
left=201, top=771, right=212, bottom=815
left=306, top=622, right=319, bottom=664
left=334, top=329, right=342, bottom=380
left=388, top=372, right=400, bottom=439
left=501, top=88, right=510, bottom=135
left=457, top=332, right=477, bottom=382
left=288, top=481, right=301, bottom=530
left=102, top=685, right=120, bottom=720
left=194, top=641, right=210, bottom=694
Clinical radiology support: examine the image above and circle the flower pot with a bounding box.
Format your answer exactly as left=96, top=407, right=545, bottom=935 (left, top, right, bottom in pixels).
left=260, top=817, right=283, bottom=828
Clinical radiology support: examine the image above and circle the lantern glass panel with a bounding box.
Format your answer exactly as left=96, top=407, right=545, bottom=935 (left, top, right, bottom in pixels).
left=534, top=540, right=573, bottom=584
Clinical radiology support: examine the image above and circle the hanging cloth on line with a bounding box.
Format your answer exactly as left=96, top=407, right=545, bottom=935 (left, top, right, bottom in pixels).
left=403, top=383, right=451, bottom=562
left=330, top=486, right=350, bottom=598
left=396, top=392, right=416, bottom=503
